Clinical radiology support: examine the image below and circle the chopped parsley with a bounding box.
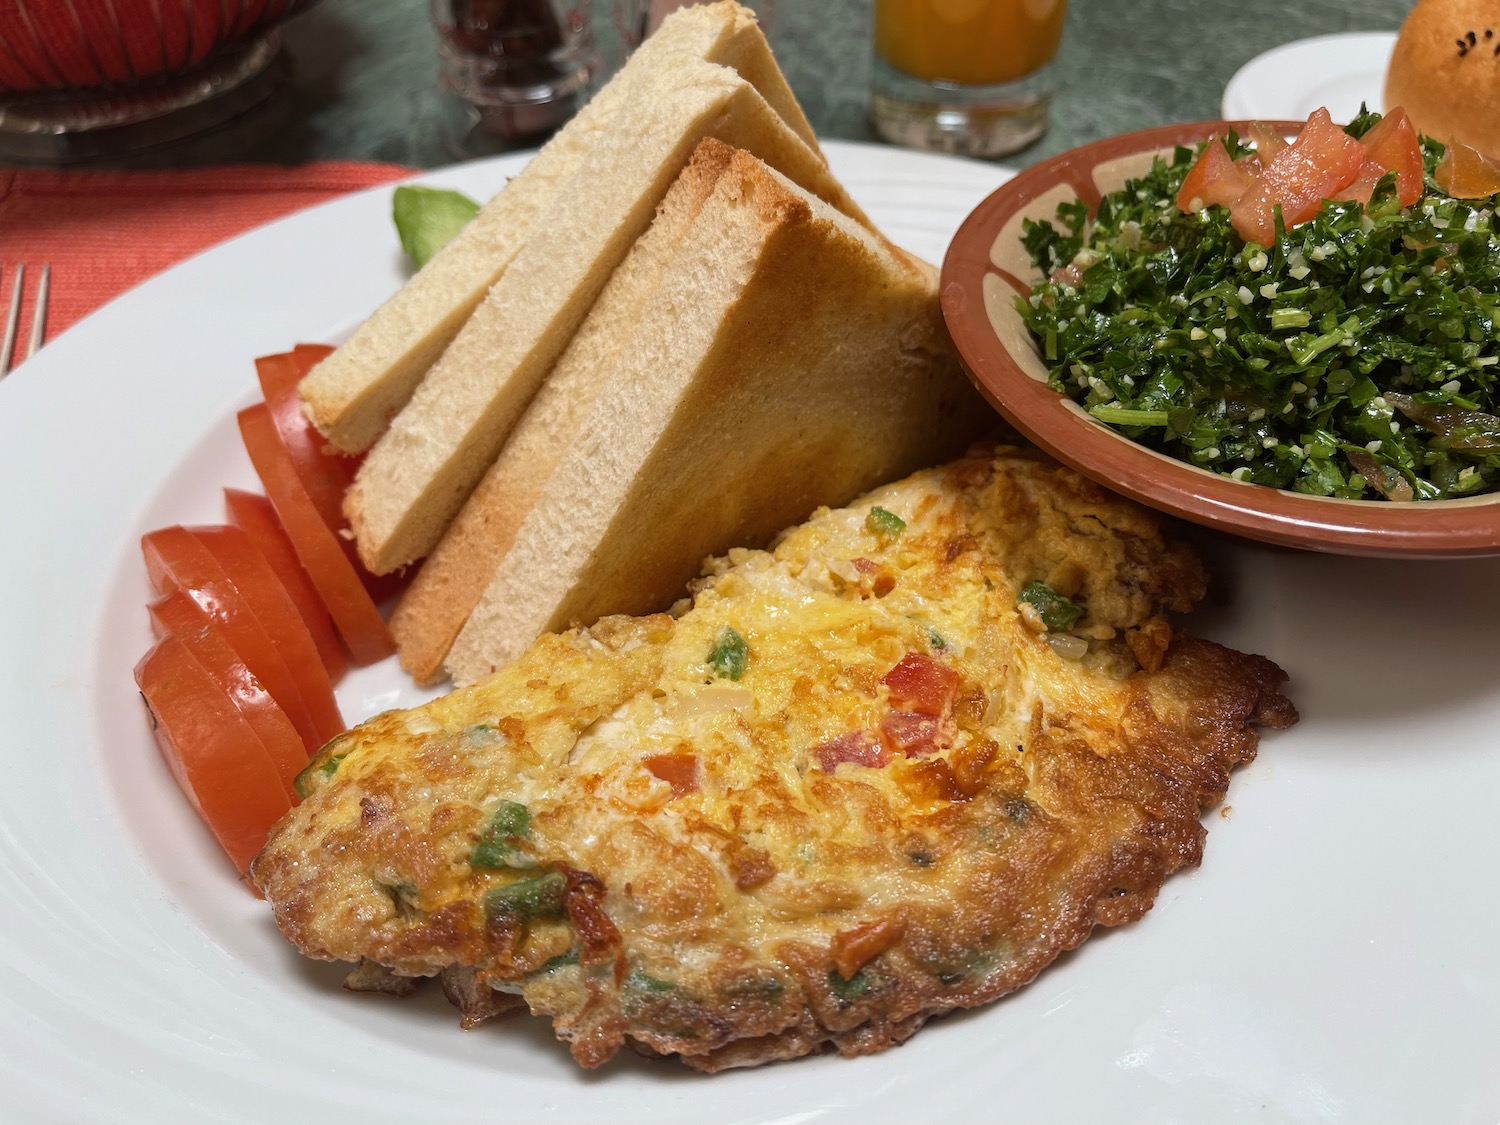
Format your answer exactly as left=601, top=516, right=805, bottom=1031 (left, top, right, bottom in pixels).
left=471, top=800, right=531, bottom=869
left=865, top=506, right=907, bottom=538
left=293, top=736, right=352, bottom=798
left=707, top=627, right=748, bottom=680
left=483, top=871, right=566, bottom=921
left=1017, top=580, right=1083, bottom=631
left=626, top=969, right=676, bottom=993
left=533, top=949, right=580, bottom=975
left=1018, top=110, right=1500, bottom=500
left=827, top=967, right=872, bottom=1000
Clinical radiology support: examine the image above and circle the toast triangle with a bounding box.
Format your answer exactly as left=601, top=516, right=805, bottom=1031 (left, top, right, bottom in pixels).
left=444, top=147, right=990, bottom=684
left=297, top=1, right=813, bottom=454
left=345, top=55, right=873, bottom=576
left=389, top=140, right=739, bottom=684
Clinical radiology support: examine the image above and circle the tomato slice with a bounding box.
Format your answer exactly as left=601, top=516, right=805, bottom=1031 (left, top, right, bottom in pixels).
left=188, top=524, right=343, bottom=744
left=146, top=595, right=310, bottom=801
left=291, top=342, right=335, bottom=374
left=258, top=347, right=409, bottom=607
left=224, top=488, right=348, bottom=681
left=285, top=346, right=413, bottom=608
left=1435, top=138, right=1500, bottom=199
left=135, top=633, right=292, bottom=874
left=142, top=525, right=327, bottom=749
left=238, top=403, right=395, bottom=665
left=147, top=584, right=204, bottom=639
left=1177, top=137, right=1254, bottom=212
left=255, top=347, right=353, bottom=533
left=1231, top=108, right=1365, bottom=244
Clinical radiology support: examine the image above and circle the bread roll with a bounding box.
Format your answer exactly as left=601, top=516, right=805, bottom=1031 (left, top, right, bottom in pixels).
left=1386, top=0, right=1500, bottom=156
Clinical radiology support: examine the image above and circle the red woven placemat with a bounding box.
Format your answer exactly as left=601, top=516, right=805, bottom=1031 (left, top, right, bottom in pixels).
left=0, top=160, right=412, bottom=341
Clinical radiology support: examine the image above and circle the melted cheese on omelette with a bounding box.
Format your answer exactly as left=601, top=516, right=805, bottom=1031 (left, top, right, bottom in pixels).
left=253, top=447, right=1295, bottom=1070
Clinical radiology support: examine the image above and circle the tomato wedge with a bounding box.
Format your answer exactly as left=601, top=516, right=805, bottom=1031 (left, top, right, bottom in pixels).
left=224, top=488, right=347, bottom=681
left=147, top=595, right=309, bottom=801
left=135, top=633, right=292, bottom=874
left=1330, top=161, right=1387, bottom=205
left=1435, top=137, right=1500, bottom=199
left=142, top=525, right=327, bottom=749
left=239, top=402, right=395, bottom=665
left=188, top=524, right=343, bottom=743
left=1230, top=108, right=1365, bottom=244
left=1247, top=121, right=1288, bottom=167
left=1358, top=107, right=1424, bottom=206
left=1177, top=137, right=1253, bottom=212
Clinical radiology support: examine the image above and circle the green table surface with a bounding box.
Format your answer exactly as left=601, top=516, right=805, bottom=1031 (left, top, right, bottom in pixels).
left=264, top=0, right=1412, bottom=171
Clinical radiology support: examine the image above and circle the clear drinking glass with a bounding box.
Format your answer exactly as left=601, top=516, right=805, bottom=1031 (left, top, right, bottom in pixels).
left=870, top=0, right=1068, bottom=158
left=432, top=0, right=603, bottom=150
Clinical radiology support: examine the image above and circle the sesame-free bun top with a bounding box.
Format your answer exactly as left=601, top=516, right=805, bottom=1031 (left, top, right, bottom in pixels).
left=1386, top=0, right=1500, bottom=156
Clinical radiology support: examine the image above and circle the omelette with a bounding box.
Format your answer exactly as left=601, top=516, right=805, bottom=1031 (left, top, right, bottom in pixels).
left=252, top=447, right=1296, bottom=1071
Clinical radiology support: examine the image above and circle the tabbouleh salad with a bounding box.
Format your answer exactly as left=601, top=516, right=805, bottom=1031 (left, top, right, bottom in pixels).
left=1018, top=107, right=1500, bottom=501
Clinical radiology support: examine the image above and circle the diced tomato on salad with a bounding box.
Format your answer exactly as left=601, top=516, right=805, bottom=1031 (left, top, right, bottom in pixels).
left=1176, top=106, right=1433, bottom=245
left=1176, top=138, right=1252, bottom=213
left=1434, top=137, right=1500, bottom=199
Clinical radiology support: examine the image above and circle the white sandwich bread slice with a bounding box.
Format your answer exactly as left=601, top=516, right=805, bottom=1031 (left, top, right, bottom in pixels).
left=443, top=144, right=991, bottom=685
left=344, top=53, right=875, bottom=576
left=296, top=0, right=816, bottom=454
left=389, top=139, right=738, bottom=685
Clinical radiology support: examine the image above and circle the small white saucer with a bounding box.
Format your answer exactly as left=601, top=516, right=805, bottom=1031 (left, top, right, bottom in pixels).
left=1221, top=31, right=1397, bottom=123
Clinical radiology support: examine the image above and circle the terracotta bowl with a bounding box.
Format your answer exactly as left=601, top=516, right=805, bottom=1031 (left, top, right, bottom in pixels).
left=941, top=121, right=1500, bottom=559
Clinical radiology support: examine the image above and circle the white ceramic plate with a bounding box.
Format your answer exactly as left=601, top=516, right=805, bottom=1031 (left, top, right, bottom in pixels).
left=1222, top=31, right=1397, bottom=124
left=1, top=141, right=1496, bottom=1124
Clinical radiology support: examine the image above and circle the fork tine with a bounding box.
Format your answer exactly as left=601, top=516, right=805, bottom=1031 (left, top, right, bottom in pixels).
left=0, top=263, right=23, bottom=377
left=24, top=264, right=50, bottom=362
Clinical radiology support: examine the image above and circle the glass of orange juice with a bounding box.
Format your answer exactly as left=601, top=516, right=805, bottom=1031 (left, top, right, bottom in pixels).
left=870, top=0, right=1068, bottom=157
